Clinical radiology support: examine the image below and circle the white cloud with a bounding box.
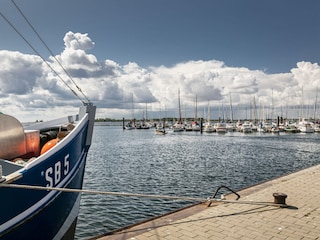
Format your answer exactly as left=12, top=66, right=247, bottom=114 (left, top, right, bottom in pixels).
left=291, top=61, right=320, bottom=91
left=1, top=32, right=320, bottom=122
left=0, top=50, right=42, bottom=95
left=63, top=31, right=95, bottom=51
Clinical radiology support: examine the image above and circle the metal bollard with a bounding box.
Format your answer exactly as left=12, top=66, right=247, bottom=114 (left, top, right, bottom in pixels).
left=273, top=192, right=287, bottom=205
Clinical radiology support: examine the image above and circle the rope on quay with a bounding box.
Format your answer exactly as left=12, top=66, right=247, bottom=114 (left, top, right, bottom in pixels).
left=0, top=183, right=289, bottom=208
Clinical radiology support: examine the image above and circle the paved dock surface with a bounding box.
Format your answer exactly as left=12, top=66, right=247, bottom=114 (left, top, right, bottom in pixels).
left=94, top=164, right=320, bottom=240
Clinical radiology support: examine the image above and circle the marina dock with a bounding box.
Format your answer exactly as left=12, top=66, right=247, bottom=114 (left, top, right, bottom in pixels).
left=93, top=164, right=320, bottom=240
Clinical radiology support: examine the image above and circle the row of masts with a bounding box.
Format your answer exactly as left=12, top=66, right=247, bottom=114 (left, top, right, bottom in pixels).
left=125, top=87, right=320, bottom=127
left=124, top=103, right=320, bottom=125
left=123, top=117, right=320, bottom=134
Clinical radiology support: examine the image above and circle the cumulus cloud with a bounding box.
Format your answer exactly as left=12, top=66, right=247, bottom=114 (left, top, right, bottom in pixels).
left=63, top=31, right=95, bottom=51
left=1, top=31, right=320, bottom=122
left=0, top=50, right=43, bottom=95
left=291, top=62, right=320, bottom=90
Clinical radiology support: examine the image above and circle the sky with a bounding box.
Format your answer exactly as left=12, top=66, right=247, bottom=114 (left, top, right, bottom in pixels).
left=1, top=0, right=320, bottom=122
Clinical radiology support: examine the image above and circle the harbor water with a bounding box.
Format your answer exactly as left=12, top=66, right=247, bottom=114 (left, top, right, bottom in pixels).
left=75, top=125, right=320, bottom=239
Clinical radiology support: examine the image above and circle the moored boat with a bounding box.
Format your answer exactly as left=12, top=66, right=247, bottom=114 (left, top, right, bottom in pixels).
left=155, top=122, right=167, bottom=135
left=203, top=101, right=215, bottom=133
left=0, top=104, right=96, bottom=239
left=191, top=121, right=201, bottom=131
left=155, top=128, right=167, bottom=135
left=135, top=122, right=150, bottom=129
left=0, top=2, right=96, bottom=237
left=314, top=124, right=320, bottom=133
left=184, top=121, right=193, bottom=131
left=203, top=122, right=215, bottom=133
left=271, top=126, right=280, bottom=134
left=297, top=119, right=314, bottom=133
left=284, top=125, right=300, bottom=133
left=125, top=120, right=135, bottom=130
left=173, top=89, right=184, bottom=132
left=240, top=121, right=252, bottom=133
left=226, top=122, right=236, bottom=132
left=172, top=120, right=185, bottom=132
left=214, top=122, right=227, bottom=133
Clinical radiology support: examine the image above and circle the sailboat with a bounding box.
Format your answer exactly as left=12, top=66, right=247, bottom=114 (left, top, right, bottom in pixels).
left=226, top=92, right=236, bottom=132
left=155, top=103, right=167, bottom=135
left=172, top=89, right=185, bottom=132
left=297, top=118, right=314, bottom=133
left=203, top=100, right=215, bottom=133
left=191, top=95, right=201, bottom=131
left=0, top=3, right=96, bottom=239
left=125, top=120, right=135, bottom=130
left=125, top=94, right=135, bottom=130
left=297, top=86, right=314, bottom=133
left=214, top=101, right=227, bottom=133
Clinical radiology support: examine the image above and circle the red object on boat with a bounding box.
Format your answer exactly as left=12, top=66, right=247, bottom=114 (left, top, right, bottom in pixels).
left=40, top=139, right=58, bottom=155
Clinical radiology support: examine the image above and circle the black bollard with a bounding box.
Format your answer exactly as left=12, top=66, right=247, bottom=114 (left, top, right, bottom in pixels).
left=273, top=192, right=287, bottom=205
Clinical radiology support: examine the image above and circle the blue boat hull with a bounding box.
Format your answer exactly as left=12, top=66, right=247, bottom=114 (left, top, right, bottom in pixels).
left=0, top=105, right=95, bottom=239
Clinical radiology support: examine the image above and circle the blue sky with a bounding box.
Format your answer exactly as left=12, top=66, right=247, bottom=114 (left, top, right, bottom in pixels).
left=2, top=0, right=320, bottom=73
left=1, top=0, right=320, bottom=121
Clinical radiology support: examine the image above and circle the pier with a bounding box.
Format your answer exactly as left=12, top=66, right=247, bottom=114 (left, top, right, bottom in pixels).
left=93, top=164, right=320, bottom=239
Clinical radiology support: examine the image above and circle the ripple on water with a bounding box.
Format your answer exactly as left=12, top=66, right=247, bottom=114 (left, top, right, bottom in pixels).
left=75, top=127, right=320, bottom=239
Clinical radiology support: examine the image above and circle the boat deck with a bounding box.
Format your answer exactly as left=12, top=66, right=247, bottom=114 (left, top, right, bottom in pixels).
left=93, top=164, right=320, bottom=239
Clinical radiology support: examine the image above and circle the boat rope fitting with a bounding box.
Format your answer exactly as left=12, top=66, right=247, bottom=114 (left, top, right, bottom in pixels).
left=207, top=185, right=240, bottom=207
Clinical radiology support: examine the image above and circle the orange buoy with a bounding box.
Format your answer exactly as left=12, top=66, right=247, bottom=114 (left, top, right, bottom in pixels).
left=40, top=139, right=58, bottom=155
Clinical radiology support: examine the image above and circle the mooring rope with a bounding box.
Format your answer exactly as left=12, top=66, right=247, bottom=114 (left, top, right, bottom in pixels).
left=0, top=1, right=91, bottom=104
left=0, top=183, right=288, bottom=207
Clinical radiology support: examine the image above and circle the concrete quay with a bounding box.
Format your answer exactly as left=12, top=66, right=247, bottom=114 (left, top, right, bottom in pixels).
left=94, top=164, right=320, bottom=240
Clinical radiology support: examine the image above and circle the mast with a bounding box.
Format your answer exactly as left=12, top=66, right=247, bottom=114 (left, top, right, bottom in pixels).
left=314, top=86, right=318, bottom=121
left=229, top=92, right=233, bottom=122
left=145, top=102, right=148, bottom=122
left=253, top=96, right=257, bottom=124
left=222, top=101, right=225, bottom=122
left=194, top=95, right=198, bottom=122
left=300, top=85, right=304, bottom=121
left=219, top=102, right=222, bottom=122
left=207, top=100, right=210, bottom=122
left=178, top=88, right=182, bottom=122
left=271, top=89, right=274, bottom=121
left=131, top=93, right=135, bottom=121
left=286, top=92, right=289, bottom=121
